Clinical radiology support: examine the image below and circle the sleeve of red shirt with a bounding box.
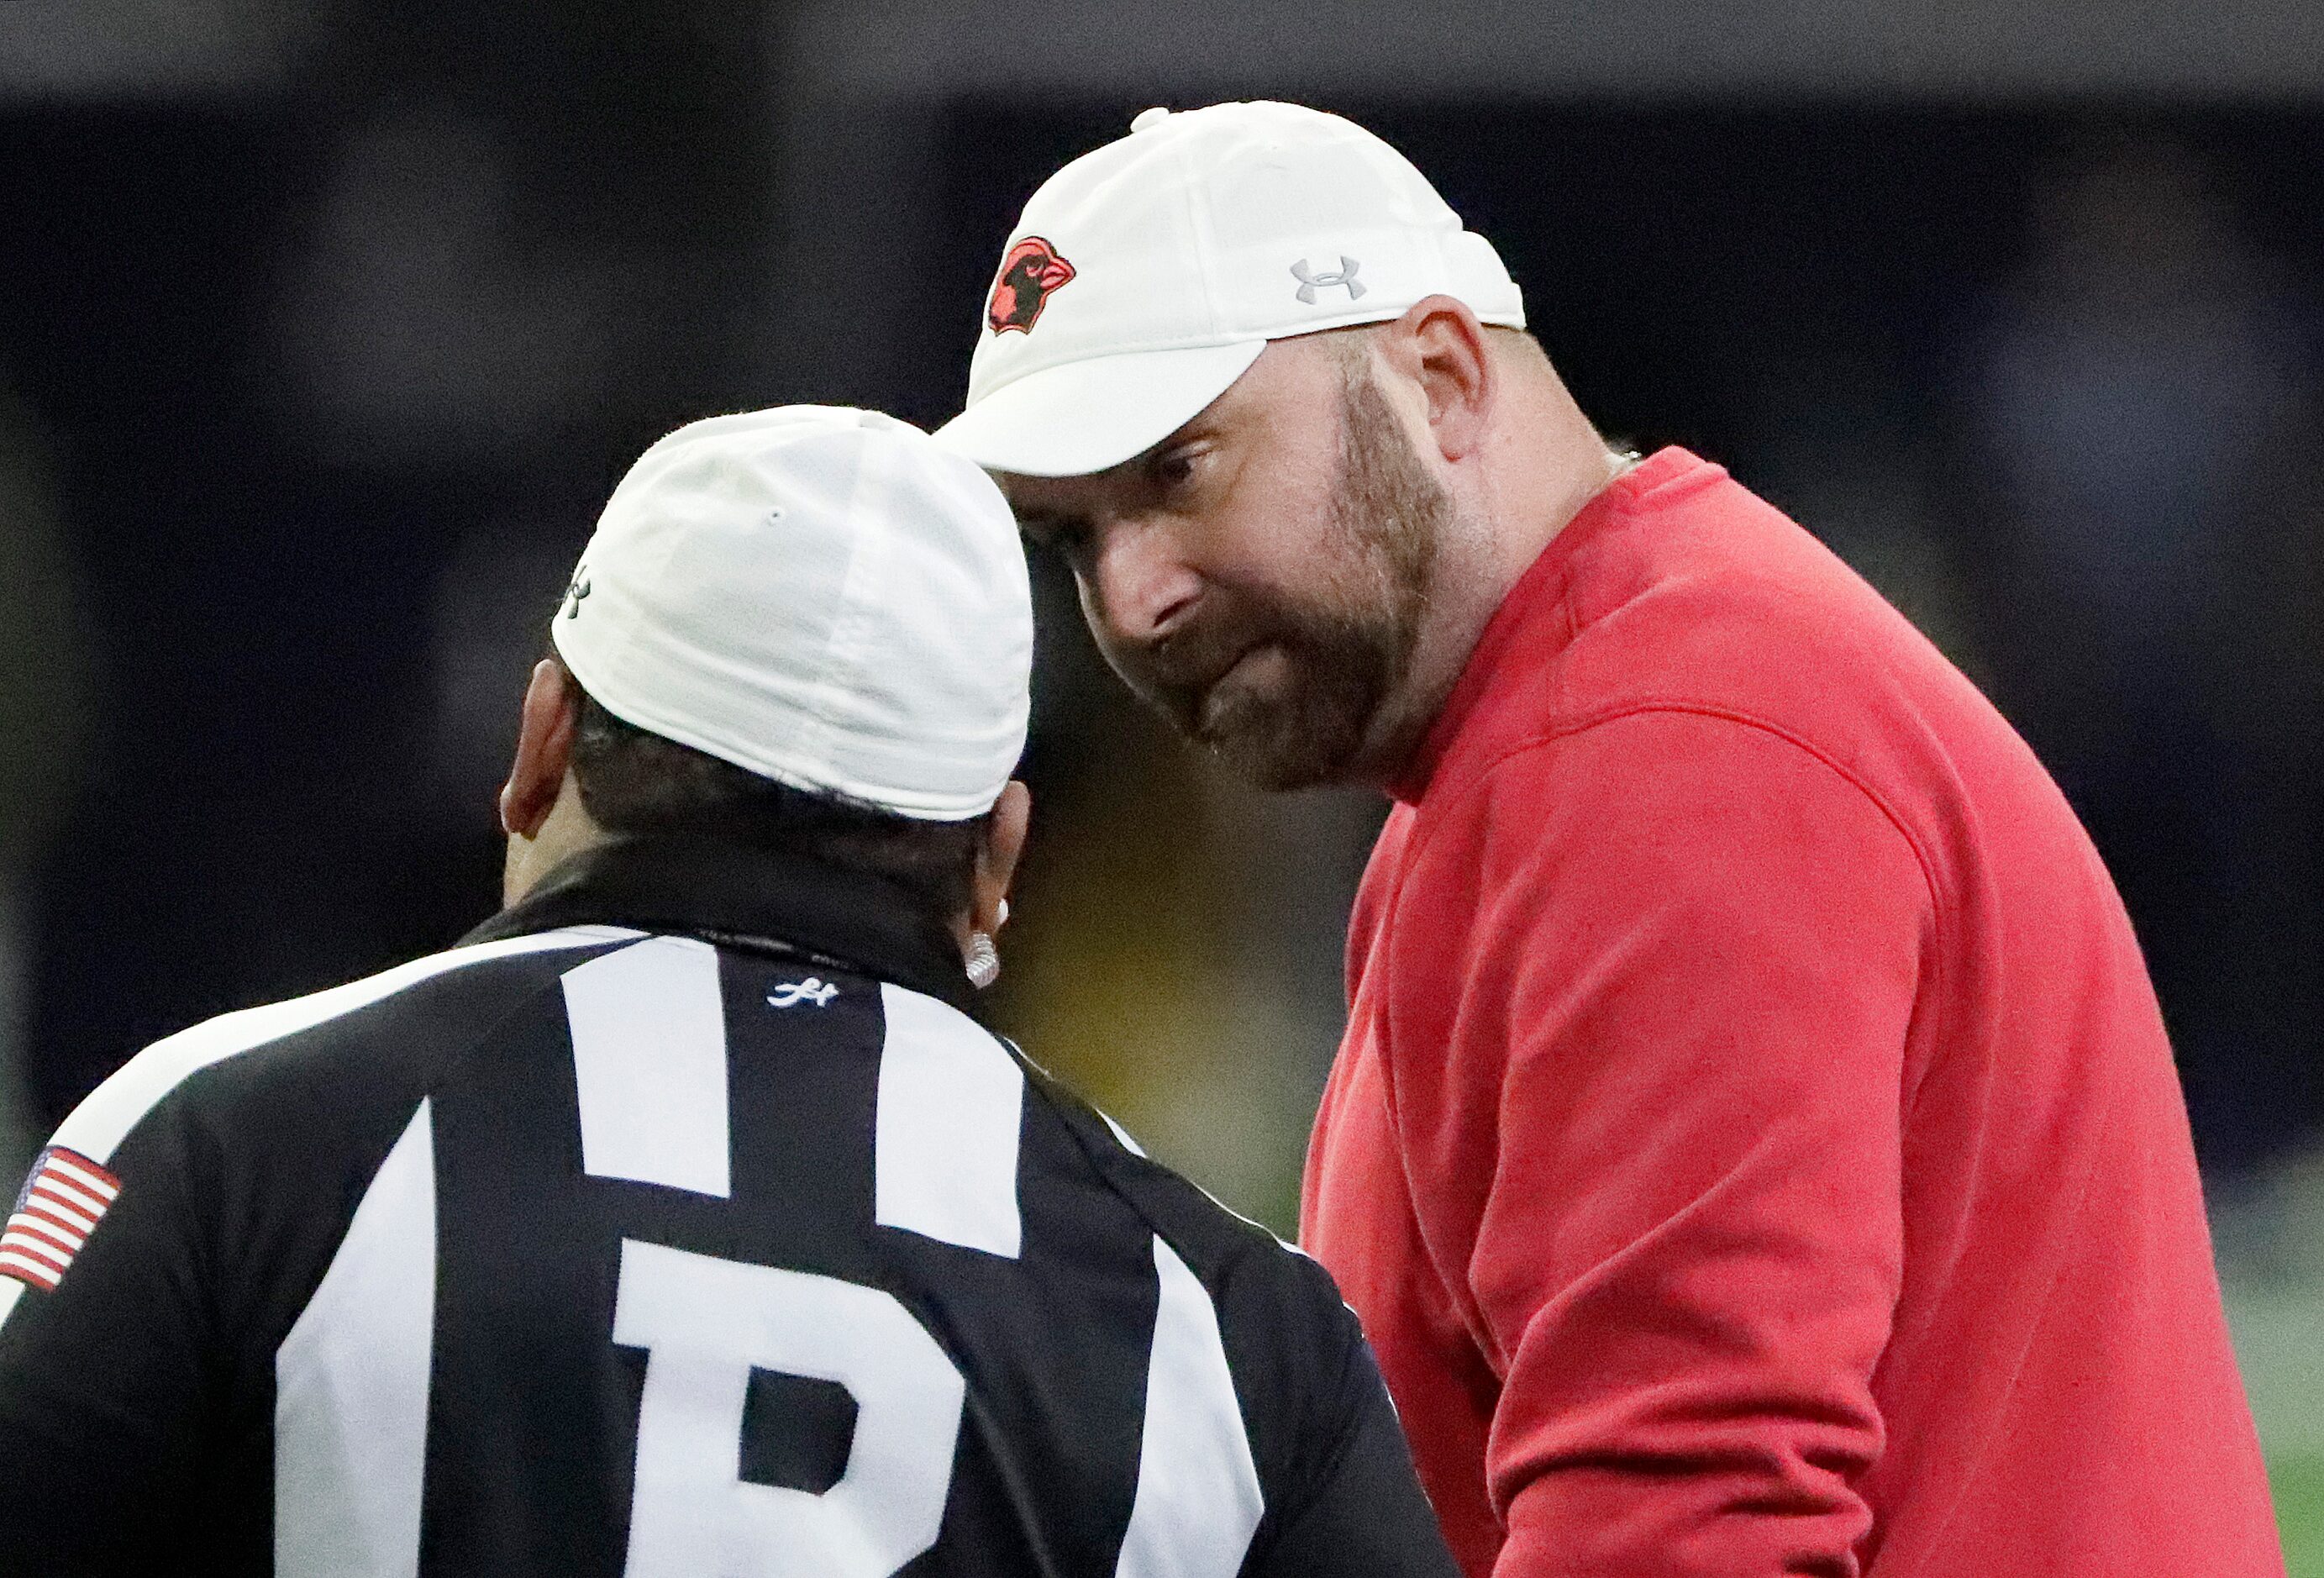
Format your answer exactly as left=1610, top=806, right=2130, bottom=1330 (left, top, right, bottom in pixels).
left=1388, top=708, right=1932, bottom=1578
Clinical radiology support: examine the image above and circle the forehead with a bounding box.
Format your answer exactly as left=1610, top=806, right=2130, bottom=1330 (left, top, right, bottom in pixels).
left=994, top=334, right=1353, bottom=516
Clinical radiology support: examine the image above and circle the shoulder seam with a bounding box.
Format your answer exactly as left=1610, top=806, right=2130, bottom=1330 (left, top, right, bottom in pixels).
left=1017, top=1063, right=1297, bottom=1276
left=49, top=927, right=639, bottom=1167
left=1407, top=701, right=1945, bottom=924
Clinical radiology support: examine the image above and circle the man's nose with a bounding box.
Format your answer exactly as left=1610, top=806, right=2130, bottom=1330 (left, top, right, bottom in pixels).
left=1086, top=519, right=1201, bottom=647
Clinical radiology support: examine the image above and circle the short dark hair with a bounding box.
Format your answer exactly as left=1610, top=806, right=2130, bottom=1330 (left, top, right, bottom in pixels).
left=565, top=681, right=989, bottom=921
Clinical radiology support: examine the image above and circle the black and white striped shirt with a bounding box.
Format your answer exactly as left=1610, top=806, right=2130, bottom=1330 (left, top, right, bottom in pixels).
left=0, top=837, right=1456, bottom=1577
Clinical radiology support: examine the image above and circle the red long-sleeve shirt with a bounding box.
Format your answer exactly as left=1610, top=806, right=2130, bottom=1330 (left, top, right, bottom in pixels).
left=1301, top=448, right=2283, bottom=1577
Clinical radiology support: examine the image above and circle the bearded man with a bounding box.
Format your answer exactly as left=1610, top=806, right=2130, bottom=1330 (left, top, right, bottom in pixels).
left=935, top=103, right=2285, bottom=1577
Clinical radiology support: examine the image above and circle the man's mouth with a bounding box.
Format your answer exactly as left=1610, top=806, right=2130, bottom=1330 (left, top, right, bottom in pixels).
left=1196, top=642, right=1293, bottom=737
left=1136, top=629, right=1247, bottom=713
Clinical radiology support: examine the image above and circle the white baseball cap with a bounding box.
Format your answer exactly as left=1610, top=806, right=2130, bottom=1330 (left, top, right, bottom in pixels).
left=552, top=406, right=1032, bottom=820
left=933, top=101, right=1525, bottom=478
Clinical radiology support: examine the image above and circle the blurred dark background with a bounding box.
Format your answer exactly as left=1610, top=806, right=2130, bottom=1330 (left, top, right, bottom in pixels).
left=1, top=0, right=2319, bottom=1543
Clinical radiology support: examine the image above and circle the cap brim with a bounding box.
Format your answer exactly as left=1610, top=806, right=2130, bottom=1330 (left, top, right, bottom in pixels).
left=933, top=340, right=1266, bottom=477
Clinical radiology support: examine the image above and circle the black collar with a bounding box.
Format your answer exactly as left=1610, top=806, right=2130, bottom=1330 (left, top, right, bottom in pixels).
left=459, top=835, right=977, bottom=1011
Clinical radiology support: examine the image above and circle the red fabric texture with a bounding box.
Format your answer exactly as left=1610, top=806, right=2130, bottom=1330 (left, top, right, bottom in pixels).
left=1301, top=449, right=2283, bottom=1577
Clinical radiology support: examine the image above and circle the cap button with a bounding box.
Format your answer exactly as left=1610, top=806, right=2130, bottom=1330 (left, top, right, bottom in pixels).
left=1131, top=107, right=1172, bottom=133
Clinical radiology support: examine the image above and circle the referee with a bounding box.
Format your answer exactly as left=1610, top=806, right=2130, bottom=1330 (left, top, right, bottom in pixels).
left=0, top=407, right=1458, bottom=1576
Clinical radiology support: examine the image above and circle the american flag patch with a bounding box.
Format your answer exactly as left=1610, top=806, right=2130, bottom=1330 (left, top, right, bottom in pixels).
left=1, top=1147, right=121, bottom=1293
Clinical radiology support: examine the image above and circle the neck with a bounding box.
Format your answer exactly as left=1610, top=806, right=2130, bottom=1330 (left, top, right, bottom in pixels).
left=1353, top=381, right=1622, bottom=788
left=470, top=832, right=984, bottom=1010
left=502, top=789, right=612, bottom=907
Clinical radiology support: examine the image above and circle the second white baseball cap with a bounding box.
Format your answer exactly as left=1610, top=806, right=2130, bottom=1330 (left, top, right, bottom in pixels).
left=933, top=101, right=1525, bottom=479
left=553, top=406, right=1032, bottom=821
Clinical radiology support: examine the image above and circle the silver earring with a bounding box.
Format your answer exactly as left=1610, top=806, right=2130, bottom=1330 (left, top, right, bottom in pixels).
left=965, top=932, right=1001, bottom=991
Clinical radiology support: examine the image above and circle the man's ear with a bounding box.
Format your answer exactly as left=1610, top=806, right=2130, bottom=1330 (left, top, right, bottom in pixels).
left=970, top=780, right=1033, bottom=938
left=1379, top=294, right=1495, bottom=462
left=499, top=660, right=581, bottom=839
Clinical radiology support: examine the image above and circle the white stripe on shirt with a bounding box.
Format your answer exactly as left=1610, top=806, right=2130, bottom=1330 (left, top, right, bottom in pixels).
left=1114, top=1236, right=1265, bottom=1578
left=561, top=936, right=732, bottom=1197
left=874, top=984, right=1024, bottom=1258
left=274, top=1097, right=438, bottom=1578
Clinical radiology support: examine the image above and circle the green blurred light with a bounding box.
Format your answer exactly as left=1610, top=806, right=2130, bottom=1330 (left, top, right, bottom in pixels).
left=2276, top=1454, right=2324, bottom=1578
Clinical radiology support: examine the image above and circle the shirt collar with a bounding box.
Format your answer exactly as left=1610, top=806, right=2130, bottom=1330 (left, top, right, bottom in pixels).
left=458, top=834, right=977, bottom=1011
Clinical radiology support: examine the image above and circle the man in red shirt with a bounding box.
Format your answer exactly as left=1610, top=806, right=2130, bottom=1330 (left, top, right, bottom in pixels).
left=936, top=102, right=2285, bottom=1575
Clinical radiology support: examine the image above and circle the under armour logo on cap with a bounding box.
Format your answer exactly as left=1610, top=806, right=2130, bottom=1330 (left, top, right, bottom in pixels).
left=1291, top=256, right=1366, bottom=304
left=564, top=570, right=591, bottom=619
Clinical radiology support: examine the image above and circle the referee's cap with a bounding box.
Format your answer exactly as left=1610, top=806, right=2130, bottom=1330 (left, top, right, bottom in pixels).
left=552, top=406, right=1032, bottom=820
left=933, top=101, right=1525, bottom=479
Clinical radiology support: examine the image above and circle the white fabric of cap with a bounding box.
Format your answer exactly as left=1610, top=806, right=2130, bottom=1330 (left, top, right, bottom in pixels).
left=934, top=100, right=1526, bottom=478
left=552, top=406, right=1032, bottom=820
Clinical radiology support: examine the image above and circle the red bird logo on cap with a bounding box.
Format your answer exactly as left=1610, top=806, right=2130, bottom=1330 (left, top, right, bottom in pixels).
left=987, top=236, right=1076, bottom=335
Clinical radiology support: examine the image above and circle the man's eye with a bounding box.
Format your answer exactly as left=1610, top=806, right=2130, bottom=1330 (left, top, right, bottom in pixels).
left=1153, top=448, right=1200, bottom=487
left=1028, top=520, right=1091, bottom=565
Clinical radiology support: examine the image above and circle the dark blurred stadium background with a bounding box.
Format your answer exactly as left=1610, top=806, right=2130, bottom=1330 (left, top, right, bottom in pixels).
left=1, top=0, right=2318, bottom=1559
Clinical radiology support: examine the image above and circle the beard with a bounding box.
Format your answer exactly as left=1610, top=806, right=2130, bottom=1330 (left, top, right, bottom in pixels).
left=1126, top=364, right=1453, bottom=791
